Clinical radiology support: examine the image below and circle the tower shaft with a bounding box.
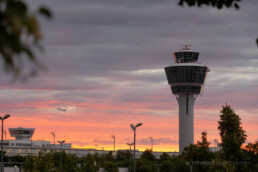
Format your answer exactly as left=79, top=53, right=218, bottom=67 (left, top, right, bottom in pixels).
left=177, top=94, right=196, bottom=152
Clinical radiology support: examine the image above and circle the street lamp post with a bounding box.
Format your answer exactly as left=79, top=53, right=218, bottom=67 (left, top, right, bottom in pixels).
left=0, top=114, right=10, bottom=172
left=14, top=165, right=17, bottom=172
left=111, top=135, right=115, bottom=152
left=51, top=131, right=56, bottom=145
left=149, top=137, right=153, bottom=151
left=130, top=122, right=142, bottom=172
left=127, top=142, right=134, bottom=172
left=58, top=140, right=65, bottom=172
left=2, top=131, right=6, bottom=141
left=214, top=139, right=218, bottom=151
left=30, top=135, right=33, bottom=155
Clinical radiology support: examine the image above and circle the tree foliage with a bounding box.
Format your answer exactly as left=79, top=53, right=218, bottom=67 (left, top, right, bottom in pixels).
left=162, top=155, right=188, bottom=172
left=218, top=105, right=246, bottom=160
left=62, top=152, right=78, bottom=172
left=134, top=149, right=157, bottom=172
left=0, top=0, right=52, bottom=78
left=140, top=149, right=156, bottom=162
left=197, top=130, right=209, bottom=148
left=116, top=150, right=131, bottom=161
left=245, top=141, right=258, bottom=153
left=79, top=154, right=99, bottom=172
left=23, top=149, right=54, bottom=172
left=178, top=0, right=258, bottom=47
left=23, top=155, right=37, bottom=172
left=104, top=161, right=119, bottom=172
left=243, top=141, right=258, bottom=171
left=136, top=158, right=155, bottom=172
left=103, top=151, right=115, bottom=162
left=181, top=131, right=216, bottom=171
left=182, top=144, right=214, bottom=171
left=178, top=0, right=241, bottom=9
left=116, top=150, right=131, bottom=168
left=159, top=152, right=171, bottom=163
left=8, top=155, right=26, bottom=162
left=35, top=149, right=54, bottom=172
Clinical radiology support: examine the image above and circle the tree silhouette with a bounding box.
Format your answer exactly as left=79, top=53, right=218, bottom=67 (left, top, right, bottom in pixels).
left=178, top=0, right=258, bottom=47
left=218, top=105, right=246, bottom=160
left=197, top=131, right=209, bottom=148
left=0, top=0, right=52, bottom=79
left=178, top=0, right=241, bottom=9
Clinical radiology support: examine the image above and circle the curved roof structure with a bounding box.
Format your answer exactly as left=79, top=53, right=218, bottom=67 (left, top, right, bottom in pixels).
left=9, top=127, right=35, bottom=140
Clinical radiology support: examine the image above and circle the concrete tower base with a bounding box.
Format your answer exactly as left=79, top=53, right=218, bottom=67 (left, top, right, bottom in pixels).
left=176, top=94, right=196, bottom=152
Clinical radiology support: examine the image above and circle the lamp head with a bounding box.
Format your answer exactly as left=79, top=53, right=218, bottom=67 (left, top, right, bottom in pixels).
left=58, top=140, right=65, bottom=144
left=127, top=142, right=134, bottom=146
left=3, top=114, right=11, bottom=119
left=130, top=124, right=136, bottom=131
left=136, top=122, right=142, bottom=127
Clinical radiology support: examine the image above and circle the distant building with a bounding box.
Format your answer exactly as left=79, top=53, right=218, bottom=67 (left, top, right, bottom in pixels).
left=3, top=127, right=179, bottom=158
left=3, top=127, right=71, bottom=149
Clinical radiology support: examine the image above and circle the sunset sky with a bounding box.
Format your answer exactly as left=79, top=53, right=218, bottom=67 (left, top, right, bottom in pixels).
left=0, top=0, right=257, bottom=152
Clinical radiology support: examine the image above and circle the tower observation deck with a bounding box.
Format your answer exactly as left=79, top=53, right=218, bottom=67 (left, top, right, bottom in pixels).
left=9, top=127, right=35, bottom=140
left=164, top=45, right=209, bottom=152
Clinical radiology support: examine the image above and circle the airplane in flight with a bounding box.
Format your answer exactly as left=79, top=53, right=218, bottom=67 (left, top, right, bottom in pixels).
left=57, top=108, right=66, bottom=111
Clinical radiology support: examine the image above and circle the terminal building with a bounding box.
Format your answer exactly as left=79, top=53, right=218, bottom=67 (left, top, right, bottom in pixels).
left=2, top=127, right=179, bottom=158
left=3, top=127, right=71, bottom=151
left=5, top=127, right=50, bottom=148
left=2, top=127, right=218, bottom=159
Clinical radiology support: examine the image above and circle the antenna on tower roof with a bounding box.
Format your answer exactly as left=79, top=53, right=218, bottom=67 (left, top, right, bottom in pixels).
left=180, top=44, right=192, bottom=50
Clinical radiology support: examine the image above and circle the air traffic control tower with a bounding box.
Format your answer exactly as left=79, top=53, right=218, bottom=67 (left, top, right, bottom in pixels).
left=164, top=45, right=209, bottom=152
